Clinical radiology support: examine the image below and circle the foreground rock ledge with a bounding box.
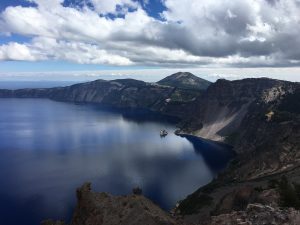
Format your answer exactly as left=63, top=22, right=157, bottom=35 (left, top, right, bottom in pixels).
left=42, top=182, right=300, bottom=225
left=209, top=203, right=300, bottom=225
left=42, top=182, right=180, bottom=225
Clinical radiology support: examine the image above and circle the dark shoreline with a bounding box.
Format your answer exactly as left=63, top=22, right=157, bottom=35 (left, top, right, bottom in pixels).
left=1, top=75, right=299, bottom=225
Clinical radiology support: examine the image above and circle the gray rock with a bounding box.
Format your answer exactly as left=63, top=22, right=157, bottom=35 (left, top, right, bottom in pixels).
left=44, top=183, right=181, bottom=225
left=210, top=203, right=300, bottom=225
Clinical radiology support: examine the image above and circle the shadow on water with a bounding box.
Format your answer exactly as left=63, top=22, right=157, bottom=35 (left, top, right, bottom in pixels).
left=0, top=99, right=235, bottom=225
left=0, top=194, right=74, bottom=225
left=180, top=134, right=236, bottom=172
left=0, top=194, right=43, bottom=225
left=90, top=104, right=236, bottom=173
left=80, top=103, right=181, bottom=124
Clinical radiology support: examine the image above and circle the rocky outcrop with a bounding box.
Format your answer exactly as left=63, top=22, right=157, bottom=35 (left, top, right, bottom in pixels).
left=43, top=181, right=300, bottom=225
left=173, top=78, right=300, bottom=222
left=180, top=78, right=298, bottom=141
left=176, top=166, right=300, bottom=224
left=209, top=203, right=300, bottom=225
left=176, top=78, right=300, bottom=180
left=42, top=183, right=180, bottom=225
left=157, top=72, right=211, bottom=90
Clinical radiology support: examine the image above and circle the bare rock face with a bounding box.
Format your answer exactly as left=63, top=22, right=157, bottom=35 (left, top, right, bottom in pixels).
left=213, top=186, right=280, bottom=215
left=210, top=203, right=300, bottom=225
left=179, top=78, right=300, bottom=182
left=44, top=183, right=180, bottom=225
left=256, top=189, right=280, bottom=208
left=214, top=186, right=256, bottom=215
left=181, top=78, right=298, bottom=141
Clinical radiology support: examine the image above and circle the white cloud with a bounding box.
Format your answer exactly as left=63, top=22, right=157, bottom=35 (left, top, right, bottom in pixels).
left=0, top=42, right=37, bottom=61
left=0, top=0, right=300, bottom=67
left=0, top=37, right=133, bottom=65
left=1, top=6, right=52, bottom=37
left=90, top=0, right=138, bottom=14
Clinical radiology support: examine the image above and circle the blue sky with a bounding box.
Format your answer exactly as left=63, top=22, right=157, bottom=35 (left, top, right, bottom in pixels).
left=0, top=0, right=300, bottom=81
left=0, top=0, right=166, bottom=17
left=0, top=0, right=166, bottom=73
left=0, top=0, right=36, bottom=9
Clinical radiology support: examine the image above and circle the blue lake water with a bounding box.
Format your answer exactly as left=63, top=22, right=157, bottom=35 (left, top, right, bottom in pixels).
left=0, top=98, right=233, bottom=225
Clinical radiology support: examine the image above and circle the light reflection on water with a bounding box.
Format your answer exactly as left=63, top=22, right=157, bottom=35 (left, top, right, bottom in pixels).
left=0, top=98, right=233, bottom=225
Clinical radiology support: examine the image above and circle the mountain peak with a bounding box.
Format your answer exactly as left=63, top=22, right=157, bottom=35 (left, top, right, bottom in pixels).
left=157, top=72, right=211, bottom=90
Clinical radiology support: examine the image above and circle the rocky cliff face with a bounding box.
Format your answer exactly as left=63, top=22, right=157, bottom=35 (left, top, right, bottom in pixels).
left=0, top=78, right=202, bottom=119
left=176, top=78, right=300, bottom=181
left=175, top=167, right=300, bottom=224
left=174, top=78, right=300, bottom=223
left=180, top=78, right=297, bottom=140
left=209, top=203, right=300, bottom=225
left=43, top=180, right=300, bottom=225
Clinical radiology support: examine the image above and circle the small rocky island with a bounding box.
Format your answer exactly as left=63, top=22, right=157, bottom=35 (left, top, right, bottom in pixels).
left=0, top=72, right=299, bottom=225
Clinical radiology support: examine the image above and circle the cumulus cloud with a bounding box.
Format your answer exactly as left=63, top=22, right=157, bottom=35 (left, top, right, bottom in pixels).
left=0, top=37, right=133, bottom=65
left=0, top=42, right=37, bottom=61
left=0, top=0, right=300, bottom=67
left=90, top=0, right=138, bottom=14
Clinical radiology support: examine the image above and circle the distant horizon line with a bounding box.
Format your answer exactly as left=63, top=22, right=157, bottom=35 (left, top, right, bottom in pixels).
left=0, top=67, right=300, bottom=82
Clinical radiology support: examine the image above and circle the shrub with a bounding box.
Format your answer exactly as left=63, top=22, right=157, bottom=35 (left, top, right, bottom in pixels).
left=278, top=176, right=300, bottom=209
left=177, top=194, right=213, bottom=215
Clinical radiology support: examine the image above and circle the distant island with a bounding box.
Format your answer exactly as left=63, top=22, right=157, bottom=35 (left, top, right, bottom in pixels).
left=1, top=72, right=300, bottom=225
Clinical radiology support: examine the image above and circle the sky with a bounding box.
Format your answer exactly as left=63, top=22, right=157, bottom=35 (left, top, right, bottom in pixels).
left=0, top=0, right=300, bottom=82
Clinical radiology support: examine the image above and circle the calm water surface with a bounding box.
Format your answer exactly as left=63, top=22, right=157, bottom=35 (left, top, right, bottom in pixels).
left=0, top=98, right=233, bottom=225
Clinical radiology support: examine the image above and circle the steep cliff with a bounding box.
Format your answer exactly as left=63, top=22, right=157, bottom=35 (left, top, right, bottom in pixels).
left=0, top=78, right=202, bottom=119
left=180, top=78, right=297, bottom=141
left=175, top=78, right=300, bottom=222
left=176, top=78, right=300, bottom=180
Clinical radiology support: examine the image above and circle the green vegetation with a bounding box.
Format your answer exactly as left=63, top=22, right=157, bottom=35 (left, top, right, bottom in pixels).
left=169, top=89, right=201, bottom=102
left=177, top=194, right=213, bottom=215
left=278, top=176, right=300, bottom=209
left=270, top=176, right=300, bottom=209
left=278, top=89, right=300, bottom=114
left=268, top=179, right=279, bottom=189
left=229, top=158, right=240, bottom=167
left=224, top=132, right=240, bottom=145
left=200, top=180, right=223, bottom=194
left=254, top=186, right=264, bottom=192
left=272, top=110, right=296, bottom=123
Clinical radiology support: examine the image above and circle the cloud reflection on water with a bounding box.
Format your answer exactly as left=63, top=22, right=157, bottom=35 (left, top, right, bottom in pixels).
left=0, top=99, right=233, bottom=225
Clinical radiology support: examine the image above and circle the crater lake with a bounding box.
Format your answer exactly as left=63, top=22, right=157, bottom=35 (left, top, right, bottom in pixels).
left=0, top=98, right=233, bottom=225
